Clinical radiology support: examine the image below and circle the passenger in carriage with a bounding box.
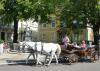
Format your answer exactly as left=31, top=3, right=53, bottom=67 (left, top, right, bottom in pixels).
left=72, top=42, right=80, bottom=48
left=80, top=40, right=87, bottom=50
left=62, top=35, right=70, bottom=48
left=87, top=41, right=95, bottom=48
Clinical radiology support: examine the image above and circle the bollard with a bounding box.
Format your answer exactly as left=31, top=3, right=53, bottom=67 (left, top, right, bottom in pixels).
left=0, top=43, right=4, bottom=54
left=98, top=40, right=100, bottom=59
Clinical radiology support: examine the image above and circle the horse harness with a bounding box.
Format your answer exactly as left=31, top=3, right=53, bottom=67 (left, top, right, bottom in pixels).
left=23, top=42, right=51, bottom=55
left=34, top=42, right=44, bottom=54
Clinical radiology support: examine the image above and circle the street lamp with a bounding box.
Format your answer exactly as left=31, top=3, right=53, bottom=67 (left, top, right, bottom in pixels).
left=73, top=20, right=78, bottom=42
left=98, top=29, right=100, bottom=59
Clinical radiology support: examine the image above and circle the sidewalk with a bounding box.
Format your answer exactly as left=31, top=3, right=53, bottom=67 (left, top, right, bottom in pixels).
left=0, top=52, right=29, bottom=65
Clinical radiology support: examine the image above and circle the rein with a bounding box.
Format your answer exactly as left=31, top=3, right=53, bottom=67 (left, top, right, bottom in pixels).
left=41, top=42, right=44, bottom=54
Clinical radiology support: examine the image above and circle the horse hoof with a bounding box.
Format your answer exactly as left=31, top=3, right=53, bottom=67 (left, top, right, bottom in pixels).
left=45, top=64, right=49, bottom=66
left=55, top=63, right=58, bottom=65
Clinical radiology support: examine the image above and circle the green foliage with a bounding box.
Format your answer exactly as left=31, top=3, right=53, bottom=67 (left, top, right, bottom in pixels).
left=0, top=39, right=3, bottom=43
left=0, top=0, right=100, bottom=42
left=0, top=0, right=56, bottom=23
left=0, top=0, right=57, bottom=42
left=0, top=0, right=100, bottom=25
left=61, top=0, right=100, bottom=27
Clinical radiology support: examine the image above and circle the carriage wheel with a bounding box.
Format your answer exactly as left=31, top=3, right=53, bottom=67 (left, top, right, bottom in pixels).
left=68, top=54, right=79, bottom=64
left=90, top=51, right=99, bottom=62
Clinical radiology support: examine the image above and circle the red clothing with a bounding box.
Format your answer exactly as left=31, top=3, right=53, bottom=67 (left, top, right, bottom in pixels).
left=80, top=43, right=87, bottom=48
left=3, top=42, right=9, bottom=49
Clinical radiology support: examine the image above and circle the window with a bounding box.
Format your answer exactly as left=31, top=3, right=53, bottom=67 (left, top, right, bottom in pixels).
left=51, top=19, right=56, bottom=28
left=1, top=32, right=5, bottom=40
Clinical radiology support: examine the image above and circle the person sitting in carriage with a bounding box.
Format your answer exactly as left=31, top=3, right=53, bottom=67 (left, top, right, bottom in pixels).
left=80, top=40, right=87, bottom=51
left=72, top=42, right=80, bottom=48
left=62, top=35, right=70, bottom=48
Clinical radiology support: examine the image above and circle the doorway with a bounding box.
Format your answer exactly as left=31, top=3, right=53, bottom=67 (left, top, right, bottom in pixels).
left=1, top=32, right=5, bottom=41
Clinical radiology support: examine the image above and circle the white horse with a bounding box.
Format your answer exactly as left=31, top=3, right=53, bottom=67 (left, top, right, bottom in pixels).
left=19, top=41, right=61, bottom=66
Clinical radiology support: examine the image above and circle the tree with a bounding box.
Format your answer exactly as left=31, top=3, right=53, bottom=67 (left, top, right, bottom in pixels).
left=0, top=0, right=34, bottom=42
left=0, top=0, right=55, bottom=43
left=60, top=0, right=100, bottom=44
left=61, top=0, right=100, bottom=27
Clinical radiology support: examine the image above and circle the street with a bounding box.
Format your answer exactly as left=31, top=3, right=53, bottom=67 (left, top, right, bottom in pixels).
left=0, top=52, right=100, bottom=71
left=0, top=61, right=100, bottom=71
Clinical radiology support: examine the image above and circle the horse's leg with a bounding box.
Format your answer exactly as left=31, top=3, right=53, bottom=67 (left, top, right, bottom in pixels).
left=46, top=52, right=54, bottom=66
left=44, top=55, right=48, bottom=65
left=26, top=53, right=32, bottom=64
left=36, top=53, right=42, bottom=65
left=54, top=54, right=58, bottom=64
left=32, top=52, right=37, bottom=64
left=36, top=53, right=39, bottom=65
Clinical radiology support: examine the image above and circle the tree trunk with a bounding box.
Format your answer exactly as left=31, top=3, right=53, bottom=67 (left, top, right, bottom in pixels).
left=13, top=18, right=18, bottom=43
left=93, top=23, right=99, bottom=44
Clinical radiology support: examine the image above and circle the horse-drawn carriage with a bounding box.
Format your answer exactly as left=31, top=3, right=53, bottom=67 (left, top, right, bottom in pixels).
left=60, top=43, right=99, bottom=64
left=60, top=44, right=79, bottom=64
left=19, top=41, right=99, bottom=66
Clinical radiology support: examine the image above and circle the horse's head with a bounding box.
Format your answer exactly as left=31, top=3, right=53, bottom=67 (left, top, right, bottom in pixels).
left=19, top=41, right=34, bottom=51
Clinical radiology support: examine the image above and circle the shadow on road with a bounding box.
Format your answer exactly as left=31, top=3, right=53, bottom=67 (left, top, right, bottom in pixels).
left=6, top=59, right=35, bottom=66
left=5, top=58, right=99, bottom=67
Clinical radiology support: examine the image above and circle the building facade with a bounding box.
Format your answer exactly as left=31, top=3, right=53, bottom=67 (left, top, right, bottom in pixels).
left=18, top=19, right=59, bottom=42
left=18, top=19, right=94, bottom=43
left=0, top=23, right=13, bottom=41
left=0, top=19, right=95, bottom=44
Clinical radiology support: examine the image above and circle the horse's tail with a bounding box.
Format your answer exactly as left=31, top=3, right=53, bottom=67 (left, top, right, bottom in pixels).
left=56, top=44, right=61, bottom=58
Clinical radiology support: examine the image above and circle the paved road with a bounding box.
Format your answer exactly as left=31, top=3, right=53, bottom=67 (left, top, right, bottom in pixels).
left=0, top=53, right=100, bottom=71
left=0, top=52, right=29, bottom=65
left=0, top=61, right=100, bottom=71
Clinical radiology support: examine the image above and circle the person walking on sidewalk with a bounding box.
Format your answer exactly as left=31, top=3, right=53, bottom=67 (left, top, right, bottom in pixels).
left=3, top=41, right=9, bottom=53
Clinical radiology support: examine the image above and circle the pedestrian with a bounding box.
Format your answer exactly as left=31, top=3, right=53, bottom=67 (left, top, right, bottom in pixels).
left=62, top=35, right=70, bottom=48
left=3, top=41, right=9, bottom=53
